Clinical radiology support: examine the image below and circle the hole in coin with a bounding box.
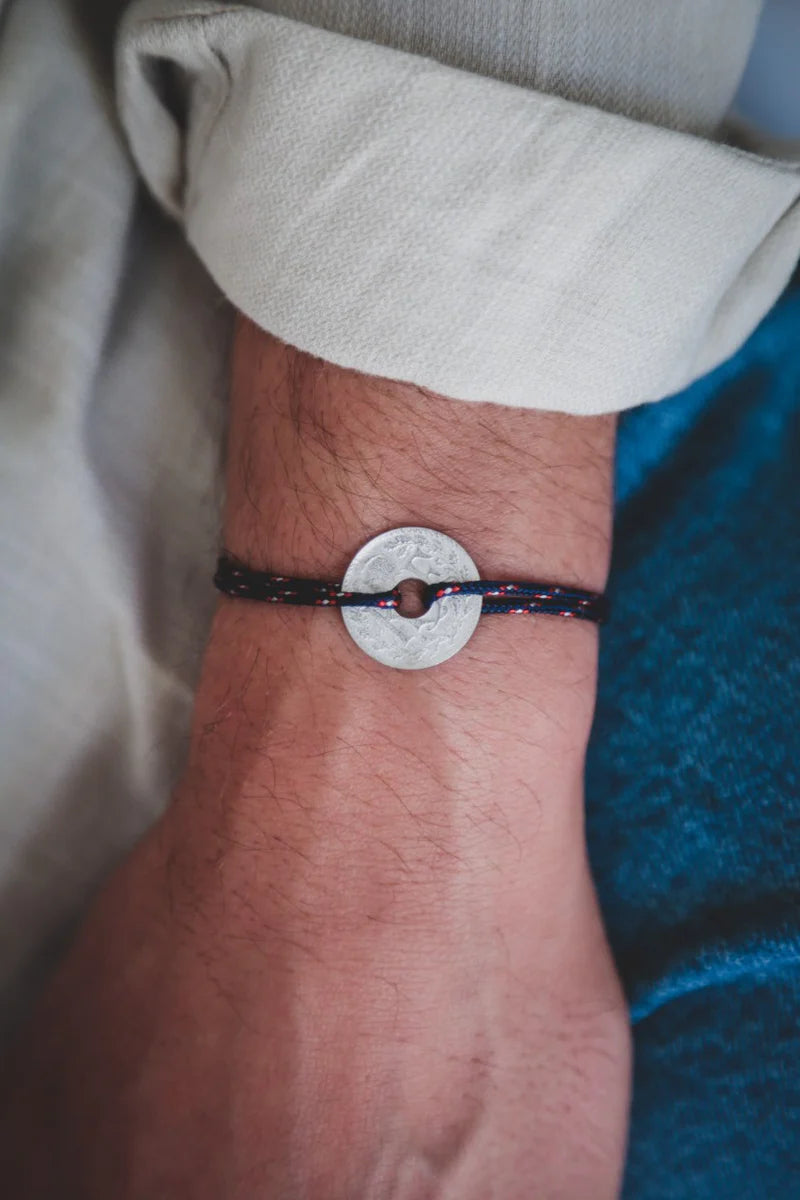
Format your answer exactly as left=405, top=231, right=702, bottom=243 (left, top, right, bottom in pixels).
left=395, top=578, right=431, bottom=618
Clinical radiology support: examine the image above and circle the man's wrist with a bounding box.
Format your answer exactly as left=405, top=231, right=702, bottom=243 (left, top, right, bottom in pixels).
left=189, top=319, right=615, bottom=779
left=199, top=316, right=615, bottom=757
left=179, top=319, right=616, bottom=875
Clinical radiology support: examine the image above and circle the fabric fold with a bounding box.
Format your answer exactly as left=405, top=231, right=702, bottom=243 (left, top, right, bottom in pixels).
left=117, top=1, right=800, bottom=414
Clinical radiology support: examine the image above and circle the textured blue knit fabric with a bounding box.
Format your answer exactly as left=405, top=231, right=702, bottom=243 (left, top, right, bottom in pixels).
left=586, top=272, right=800, bottom=1198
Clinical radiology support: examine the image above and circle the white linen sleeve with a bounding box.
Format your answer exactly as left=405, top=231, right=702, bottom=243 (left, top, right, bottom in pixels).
left=115, top=0, right=800, bottom=415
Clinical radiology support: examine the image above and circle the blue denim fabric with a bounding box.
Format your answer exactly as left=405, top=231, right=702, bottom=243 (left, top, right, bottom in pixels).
left=586, top=271, right=800, bottom=1198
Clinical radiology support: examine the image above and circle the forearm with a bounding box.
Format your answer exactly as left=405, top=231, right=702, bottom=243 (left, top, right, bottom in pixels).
left=173, top=322, right=626, bottom=1190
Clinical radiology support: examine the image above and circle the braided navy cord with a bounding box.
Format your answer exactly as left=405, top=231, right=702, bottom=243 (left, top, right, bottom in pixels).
left=214, top=556, right=607, bottom=623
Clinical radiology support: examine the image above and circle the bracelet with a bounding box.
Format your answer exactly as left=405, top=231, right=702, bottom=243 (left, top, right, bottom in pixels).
left=214, top=527, right=607, bottom=670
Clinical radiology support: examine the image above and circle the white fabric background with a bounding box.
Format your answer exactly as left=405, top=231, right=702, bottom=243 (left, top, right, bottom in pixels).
left=0, top=0, right=798, bottom=1032
left=0, top=0, right=228, bottom=1032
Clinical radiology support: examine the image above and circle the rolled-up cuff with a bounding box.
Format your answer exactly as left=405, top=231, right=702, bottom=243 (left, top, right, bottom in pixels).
left=117, top=1, right=800, bottom=415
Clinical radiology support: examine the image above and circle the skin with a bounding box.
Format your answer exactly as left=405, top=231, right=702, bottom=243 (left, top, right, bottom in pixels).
left=0, top=319, right=631, bottom=1198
